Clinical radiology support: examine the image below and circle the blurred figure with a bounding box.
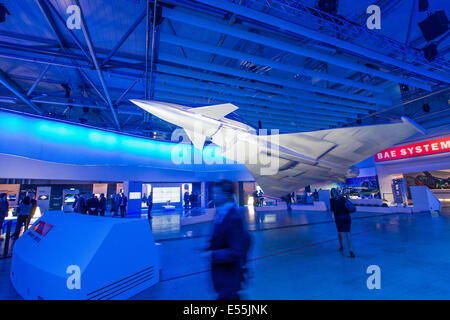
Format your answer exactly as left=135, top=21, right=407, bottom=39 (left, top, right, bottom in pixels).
left=119, top=193, right=127, bottom=218
left=76, top=194, right=87, bottom=214
left=114, top=193, right=121, bottom=217
left=258, top=190, right=264, bottom=207
left=0, top=193, right=9, bottom=236
left=87, top=194, right=99, bottom=216
left=252, top=190, right=258, bottom=207
left=147, top=192, right=153, bottom=222
left=184, top=191, right=190, bottom=210
left=193, top=193, right=198, bottom=208
left=189, top=193, right=195, bottom=210
left=330, top=188, right=355, bottom=258
left=142, top=193, right=147, bottom=206
left=72, top=194, right=79, bottom=213
left=313, top=189, right=319, bottom=201
left=99, top=193, right=107, bottom=216
left=12, top=196, right=32, bottom=240
left=25, top=194, right=37, bottom=231
left=204, top=180, right=251, bottom=300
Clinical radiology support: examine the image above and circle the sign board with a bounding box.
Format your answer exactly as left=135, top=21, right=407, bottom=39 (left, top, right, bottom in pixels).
left=375, top=136, right=450, bottom=162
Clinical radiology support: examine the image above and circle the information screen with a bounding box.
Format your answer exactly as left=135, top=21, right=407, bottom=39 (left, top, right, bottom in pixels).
left=153, top=187, right=180, bottom=204
left=129, top=192, right=142, bottom=200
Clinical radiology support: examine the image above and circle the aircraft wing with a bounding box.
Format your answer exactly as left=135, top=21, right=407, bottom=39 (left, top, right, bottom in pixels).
left=248, top=117, right=426, bottom=197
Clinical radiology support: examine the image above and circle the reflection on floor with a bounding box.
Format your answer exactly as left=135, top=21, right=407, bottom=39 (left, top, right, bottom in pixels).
left=1, top=208, right=450, bottom=299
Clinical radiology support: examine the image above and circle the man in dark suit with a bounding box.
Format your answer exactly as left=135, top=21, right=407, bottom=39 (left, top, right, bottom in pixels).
left=76, top=194, right=87, bottom=214
left=119, top=193, right=128, bottom=218
left=86, top=194, right=99, bottom=216
left=204, top=180, right=251, bottom=300
left=98, top=193, right=107, bottom=216
left=184, top=191, right=190, bottom=211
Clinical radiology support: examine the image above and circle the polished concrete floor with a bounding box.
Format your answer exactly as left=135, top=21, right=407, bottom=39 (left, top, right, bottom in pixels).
left=1, top=208, right=450, bottom=299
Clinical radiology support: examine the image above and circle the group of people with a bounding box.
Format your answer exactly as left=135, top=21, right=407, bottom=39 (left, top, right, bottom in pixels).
left=73, top=193, right=128, bottom=218
left=0, top=193, right=38, bottom=241
left=252, top=190, right=264, bottom=207
left=183, top=191, right=199, bottom=210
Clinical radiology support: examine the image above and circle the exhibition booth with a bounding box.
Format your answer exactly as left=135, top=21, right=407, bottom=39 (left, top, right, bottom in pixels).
left=375, top=128, right=450, bottom=208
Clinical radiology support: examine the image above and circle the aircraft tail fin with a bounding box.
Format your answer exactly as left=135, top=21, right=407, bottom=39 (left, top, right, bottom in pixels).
left=190, top=103, right=238, bottom=120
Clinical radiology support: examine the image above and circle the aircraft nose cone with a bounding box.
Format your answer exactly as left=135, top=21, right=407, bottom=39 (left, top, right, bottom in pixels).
left=130, top=99, right=160, bottom=115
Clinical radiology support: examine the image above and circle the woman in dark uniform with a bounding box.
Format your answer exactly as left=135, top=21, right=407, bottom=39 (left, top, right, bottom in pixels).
left=330, top=188, right=355, bottom=258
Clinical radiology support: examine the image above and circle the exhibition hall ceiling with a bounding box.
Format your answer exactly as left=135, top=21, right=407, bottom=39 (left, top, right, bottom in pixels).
left=0, top=0, right=448, bottom=139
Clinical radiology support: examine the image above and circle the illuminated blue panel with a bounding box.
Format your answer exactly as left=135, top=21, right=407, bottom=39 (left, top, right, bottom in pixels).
left=0, top=111, right=238, bottom=172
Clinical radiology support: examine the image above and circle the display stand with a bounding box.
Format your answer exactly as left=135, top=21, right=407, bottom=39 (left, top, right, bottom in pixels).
left=10, top=212, right=160, bottom=300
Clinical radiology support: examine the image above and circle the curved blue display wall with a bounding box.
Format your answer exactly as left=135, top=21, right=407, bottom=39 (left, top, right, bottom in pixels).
left=0, top=111, right=252, bottom=182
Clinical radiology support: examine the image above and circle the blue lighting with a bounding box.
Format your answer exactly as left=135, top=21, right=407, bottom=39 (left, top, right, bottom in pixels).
left=0, top=111, right=230, bottom=167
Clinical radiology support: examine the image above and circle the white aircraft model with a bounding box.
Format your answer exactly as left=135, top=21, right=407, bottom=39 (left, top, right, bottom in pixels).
left=130, top=99, right=426, bottom=197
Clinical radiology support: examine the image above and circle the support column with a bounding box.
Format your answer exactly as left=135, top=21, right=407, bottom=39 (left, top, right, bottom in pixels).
left=123, top=180, right=143, bottom=217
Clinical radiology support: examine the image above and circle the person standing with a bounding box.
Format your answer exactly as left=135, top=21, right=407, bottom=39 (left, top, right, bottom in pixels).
left=194, top=192, right=199, bottom=208
left=119, top=193, right=127, bottom=218
left=110, top=194, right=116, bottom=216
left=189, top=193, right=195, bottom=210
left=72, top=194, right=79, bottom=213
left=114, top=193, right=121, bottom=217
left=12, top=196, right=32, bottom=240
left=25, top=195, right=38, bottom=231
left=87, top=194, right=99, bottom=216
left=252, top=190, right=258, bottom=207
left=184, top=191, right=190, bottom=210
left=330, top=188, right=355, bottom=258
left=99, top=193, right=107, bottom=217
left=258, top=190, right=264, bottom=207
left=0, top=193, right=9, bottom=236
left=146, top=192, right=153, bottom=222
left=77, top=194, right=87, bottom=214
left=203, top=180, right=251, bottom=300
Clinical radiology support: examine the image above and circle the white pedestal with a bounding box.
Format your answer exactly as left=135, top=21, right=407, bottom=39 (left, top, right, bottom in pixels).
left=11, top=212, right=160, bottom=300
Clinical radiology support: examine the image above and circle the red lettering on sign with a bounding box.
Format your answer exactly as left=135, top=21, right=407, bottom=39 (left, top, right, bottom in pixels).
left=375, top=136, right=450, bottom=162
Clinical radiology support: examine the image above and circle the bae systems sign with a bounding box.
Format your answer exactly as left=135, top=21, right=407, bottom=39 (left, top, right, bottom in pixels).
left=375, top=137, right=450, bottom=162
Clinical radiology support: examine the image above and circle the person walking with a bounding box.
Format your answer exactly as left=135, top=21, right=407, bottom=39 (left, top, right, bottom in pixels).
left=0, top=193, right=9, bottom=236
left=330, top=188, right=356, bottom=258
left=12, top=196, right=32, bottom=240
left=203, top=180, right=251, bottom=300
left=99, top=193, right=107, bottom=216
left=86, top=194, right=99, bottom=216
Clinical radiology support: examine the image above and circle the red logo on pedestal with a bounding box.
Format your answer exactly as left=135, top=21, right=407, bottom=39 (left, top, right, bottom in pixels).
left=32, top=221, right=53, bottom=237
